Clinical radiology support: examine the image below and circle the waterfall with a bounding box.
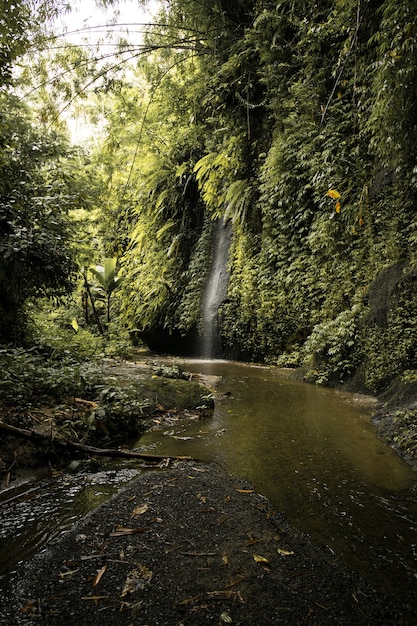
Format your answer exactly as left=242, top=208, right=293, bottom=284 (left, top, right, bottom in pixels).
left=201, top=219, right=231, bottom=359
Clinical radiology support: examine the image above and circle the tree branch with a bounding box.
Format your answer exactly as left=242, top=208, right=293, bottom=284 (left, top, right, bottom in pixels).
left=0, top=420, right=191, bottom=463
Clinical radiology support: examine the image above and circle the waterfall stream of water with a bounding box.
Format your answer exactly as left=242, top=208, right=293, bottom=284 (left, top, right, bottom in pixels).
left=201, top=219, right=231, bottom=358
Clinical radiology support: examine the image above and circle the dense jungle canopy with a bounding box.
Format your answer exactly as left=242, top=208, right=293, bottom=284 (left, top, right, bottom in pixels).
left=1, top=0, right=417, bottom=396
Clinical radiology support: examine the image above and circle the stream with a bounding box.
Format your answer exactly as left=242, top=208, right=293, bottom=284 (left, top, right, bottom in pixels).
left=139, top=359, right=417, bottom=610
left=1, top=358, right=417, bottom=613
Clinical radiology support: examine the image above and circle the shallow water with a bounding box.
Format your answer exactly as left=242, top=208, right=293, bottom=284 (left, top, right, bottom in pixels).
left=0, top=467, right=141, bottom=586
left=137, top=359, right=417, bottom=607
left=1, top=359, right=416, bottom=612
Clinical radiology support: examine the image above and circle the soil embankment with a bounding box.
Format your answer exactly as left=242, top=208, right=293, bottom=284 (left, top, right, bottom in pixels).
left=2, top=461, right=410, bottom=626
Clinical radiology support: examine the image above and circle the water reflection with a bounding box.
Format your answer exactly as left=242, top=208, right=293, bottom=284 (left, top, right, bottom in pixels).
left=0, top=468, right=141, bottom=586
left=138, top=359, right=417, bottom=606
left=1, top=359, right=416, bottom=611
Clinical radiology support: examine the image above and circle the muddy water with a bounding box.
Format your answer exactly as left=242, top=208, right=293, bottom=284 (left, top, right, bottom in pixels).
left=1, top=359, right=416, bottom=611
left=138, top=359, right=417, bottom=608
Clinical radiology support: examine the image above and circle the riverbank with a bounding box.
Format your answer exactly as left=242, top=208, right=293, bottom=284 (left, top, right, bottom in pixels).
left=1, top=461, right=410, bottom=626
left=370, top=378, right=417, bottom=467
left=0, top=355, right=214, bottom=485
left=292, top=364, right=417, bottom=469
left=1, top=351, right=416, bottom=481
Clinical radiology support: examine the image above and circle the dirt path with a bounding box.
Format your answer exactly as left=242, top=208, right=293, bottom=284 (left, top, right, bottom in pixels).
left=1, top=461, right=408, bottom=625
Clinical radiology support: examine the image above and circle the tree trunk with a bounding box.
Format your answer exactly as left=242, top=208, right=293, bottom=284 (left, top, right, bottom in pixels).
left=83, top=267, right=104, bottom=335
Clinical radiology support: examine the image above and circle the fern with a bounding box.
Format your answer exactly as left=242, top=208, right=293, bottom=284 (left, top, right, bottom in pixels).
left=224, top=179, right=254, bottom=225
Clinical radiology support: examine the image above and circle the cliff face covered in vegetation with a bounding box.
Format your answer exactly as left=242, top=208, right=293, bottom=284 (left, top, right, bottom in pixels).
left=2, top=0, right=417, bottom=402
left=103, top=0, right=417, bottom=397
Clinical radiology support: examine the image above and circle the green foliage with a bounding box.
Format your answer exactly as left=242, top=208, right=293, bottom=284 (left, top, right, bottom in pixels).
left=0, top=1, right=33, bottom=86
left=362, top=275, right=417, bottom=392
left=209, top=0, right=417, bottom=386
left=376, top=409, right=417, bottom=463
left=0, top=94, right=79, bottom=341
left=366, top=1, right=417, bottom=171
left=92, top=386, right=152, bottom=435
left=173, top=215, right=214, bottom=334
left=193, top=140, right=256, bottom=224
left=301, top=306, right=361, bottom=386
left=5, top=0, right=416, bottom=394
left=76, top=0, right=417, bottom=393
left=0, top=347, right=103, bottom=406
left=151, top=362, right=192, bottom=381
left=0, top=8, right=109, bottom=344
left=29, top=299, right=105, bottom=359
left=89, top=257, right=122, bottom=324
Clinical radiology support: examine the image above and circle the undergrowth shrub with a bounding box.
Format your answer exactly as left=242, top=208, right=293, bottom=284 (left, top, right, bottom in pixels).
left=362, top=275, right=417, bottom=392
left=301, top=306, right=361, bottom=385
left=0, top=348, right=104, bottom=406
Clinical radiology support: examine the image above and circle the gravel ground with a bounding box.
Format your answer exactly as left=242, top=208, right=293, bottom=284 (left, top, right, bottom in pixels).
left=1, top=461, right=410, bottom=625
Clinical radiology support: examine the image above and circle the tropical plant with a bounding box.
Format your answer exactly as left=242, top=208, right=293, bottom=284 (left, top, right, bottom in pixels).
left=0, top=93, right=78, bottom=342
left=4, top=0, right=417, bottom=393
left=89, top=257, right=122, bottom=325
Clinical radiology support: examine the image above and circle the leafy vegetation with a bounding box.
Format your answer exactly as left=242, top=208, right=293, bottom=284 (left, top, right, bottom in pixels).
left=0, top=347, right=103, bottom=407
left=374, top=408, right=417, bottom=465
left=1, top=0, right=417, bottom=402
left=0, top=96, right=77, bottom=341
left=0, top=344, right=210, bottom=449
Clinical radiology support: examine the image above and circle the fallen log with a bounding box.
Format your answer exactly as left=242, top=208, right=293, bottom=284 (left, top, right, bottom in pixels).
left=0, top=420, right=192, bottom=462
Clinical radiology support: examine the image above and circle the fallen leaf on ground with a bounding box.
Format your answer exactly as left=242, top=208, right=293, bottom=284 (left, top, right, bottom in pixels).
left=110, top=526, right=148, bottom=536
left=121, top=564, right=153, bottom=597
left=253, top=554, right=269, bottom=563
left=277, top=548, right=295, bottom=556
left=131, top=503, right=149, bottom=517
left=236, top=489, right=254, bottom=493
left=92, top=564, right=107, bottom=587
